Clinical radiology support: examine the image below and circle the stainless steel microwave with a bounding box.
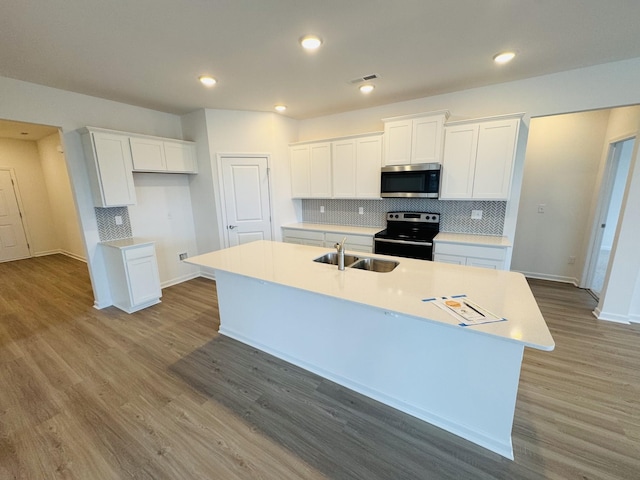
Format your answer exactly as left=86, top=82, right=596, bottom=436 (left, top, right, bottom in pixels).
left=380, top=163, right=441, bottom=198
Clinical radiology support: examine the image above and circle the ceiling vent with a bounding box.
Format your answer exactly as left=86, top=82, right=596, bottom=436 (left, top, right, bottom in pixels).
left=349, top=73, right=380, bottom=84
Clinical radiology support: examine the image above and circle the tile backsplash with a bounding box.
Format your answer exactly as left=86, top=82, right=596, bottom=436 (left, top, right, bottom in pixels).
left=95, top=206, right=132, bottom=241
left=302, top=199, right=506, bottom=235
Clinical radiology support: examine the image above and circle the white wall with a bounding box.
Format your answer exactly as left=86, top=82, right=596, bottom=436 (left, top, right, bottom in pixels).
left=184, top=109, right=298, bottom=254
left=0, top=138, right=59, bottom=255
left=511, top=110, right=611, bottom=283
left=128, top=173, right=200, bottom=287
left=0, top=75, right=184, bottom=308
left=37, top=132, right=86, bottom=260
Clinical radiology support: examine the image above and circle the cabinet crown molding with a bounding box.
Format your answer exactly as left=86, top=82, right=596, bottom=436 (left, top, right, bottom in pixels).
left=79, top=126, right=194, bottom=145
left=381, top=110, right=450, bottom=123
left=289, top=130, right=383, bottom=147
left=445, top=112, right=525, bottom=127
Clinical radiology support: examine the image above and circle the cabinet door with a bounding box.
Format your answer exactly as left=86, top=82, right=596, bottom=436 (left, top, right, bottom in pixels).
left=440, top=124, right=479, bottom=200
left=466, top=257, right=503, bottom=269
left=290, top=145, right=311, bottom=198
left=332, top=139, right=357, bottom=198
left=130, top=137, right=166, bottom=172
left=384, top=120, right=412, bottom=165
left=411, top=116, right=444, bottom=164
left=126, top=254, right=162, bottom=306
left=164, top=142, right=197, bottom=173
left=472, top=119, right=519, bottom=200
left=355, top=135, right=382, bottom=198
left=91, top=132, right=137, bottom=206
left=433, top=253, right=465, bottom=265
left=309, top=142, right=332, bottom=197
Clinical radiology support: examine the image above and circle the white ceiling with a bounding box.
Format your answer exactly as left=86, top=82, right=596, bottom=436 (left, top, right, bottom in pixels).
left=0, top=119, right=59, bottom=140
left=2, top=1, right=640, bottom=120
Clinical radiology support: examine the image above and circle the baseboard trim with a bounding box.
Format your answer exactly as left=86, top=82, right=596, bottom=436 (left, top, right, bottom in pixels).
left=513, top=270, right=579, bottom=286
left=161, top=272, right=201, bottom=289
left=592, top=306, right=630, bottom=324
left=33, top=250, right=87, bottom=262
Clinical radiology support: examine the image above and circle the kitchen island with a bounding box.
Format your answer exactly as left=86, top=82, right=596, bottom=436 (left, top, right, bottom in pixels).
left=186, top=240, right=554, bottom=459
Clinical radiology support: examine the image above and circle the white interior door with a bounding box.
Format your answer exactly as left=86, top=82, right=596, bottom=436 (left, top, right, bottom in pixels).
left=221, top=156, right=272, bottom=247
left=0, top=169, right=30, bottom=262
left=585, top=137, right=634, bottom=298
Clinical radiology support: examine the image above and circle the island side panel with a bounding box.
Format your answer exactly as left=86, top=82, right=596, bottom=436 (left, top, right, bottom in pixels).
left=214, top=270, right=524, bottom=459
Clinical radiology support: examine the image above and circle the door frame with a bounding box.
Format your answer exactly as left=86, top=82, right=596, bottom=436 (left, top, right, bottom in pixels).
left=581, top=133, right=635, bottom=291
left=0, top=167, right=33, bottom=259
left=216, top=153, right=274, bottom=249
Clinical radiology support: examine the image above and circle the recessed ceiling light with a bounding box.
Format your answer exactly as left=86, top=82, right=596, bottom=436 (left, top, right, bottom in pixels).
left=493, top=51, right=516, bottom=64
left=198, top=75, right=217, bottom=87
left=300, top=35, right=323, bottom=50
left=274, top=105, right=287, bottom=112
left=359, top=84, right=375, bottom=94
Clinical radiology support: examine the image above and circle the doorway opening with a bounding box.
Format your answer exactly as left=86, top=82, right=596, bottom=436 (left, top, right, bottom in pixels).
left=0, top=118, right=86, bottom=265
left=585, top=137, right=635, bottom=299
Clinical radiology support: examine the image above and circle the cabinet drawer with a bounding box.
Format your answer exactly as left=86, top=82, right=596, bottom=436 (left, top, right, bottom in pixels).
left=434, top=242, right=506, bottom=261
left=124, top=245, right=155, bottom=261
left=325, top=232, right=373, bottom=247
left=281, top=229, right=324, bottom=241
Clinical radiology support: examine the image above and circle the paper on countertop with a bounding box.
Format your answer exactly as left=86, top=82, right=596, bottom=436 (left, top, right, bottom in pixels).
left=422, top=294, right=507, bottom=326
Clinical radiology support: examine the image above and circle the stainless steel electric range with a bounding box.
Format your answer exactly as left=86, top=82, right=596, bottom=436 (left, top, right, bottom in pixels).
left=374, top=211, right=440, bottom=261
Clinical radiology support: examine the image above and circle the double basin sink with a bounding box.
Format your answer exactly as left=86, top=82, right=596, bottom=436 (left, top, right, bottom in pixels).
left=313, top=252, right=399, bottom=273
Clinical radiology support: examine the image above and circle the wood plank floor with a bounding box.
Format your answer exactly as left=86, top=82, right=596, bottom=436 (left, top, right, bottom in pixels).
left=1, top=255, right=639, bottom=479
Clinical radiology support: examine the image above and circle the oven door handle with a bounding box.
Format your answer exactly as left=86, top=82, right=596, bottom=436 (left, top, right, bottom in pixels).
left=374, top=238, right=433, bottom=247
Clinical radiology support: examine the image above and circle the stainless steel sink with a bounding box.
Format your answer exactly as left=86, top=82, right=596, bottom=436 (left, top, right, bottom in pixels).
left=313, top=253, right=398, bottom=272
left=313, top=252, right=360, bottom=266
left=350, top=257, right=399, bottom=273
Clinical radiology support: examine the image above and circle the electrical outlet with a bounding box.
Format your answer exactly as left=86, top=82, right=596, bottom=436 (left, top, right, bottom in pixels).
left=179, top=252, right=188, bottom=261
left=537, top=204, right=546, bottom=214
left=114, top=215, right=123, bottom=225
left=471, top=210, right=483, bottom=220
left=320, top=205, right=325, bottom=213
left=358, top=207, right=364, bottom=215
left=568, top=256, right=576, bottom=264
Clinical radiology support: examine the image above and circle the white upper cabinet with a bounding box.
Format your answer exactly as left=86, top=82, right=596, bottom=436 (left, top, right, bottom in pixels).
left=130, top=137, right=166, bottom=171
left=131, top=136, right=197, bottom=174
left=309, top=142, right=332, bottom=197
left=440, top=115, right=521, bottom=200
left=354, top=135, right=383, bottom=198
left=81, top=128, right=137, bottom=207
left=291, top=133, right=382, bottom=199
left=383, top=111, right=449, bottom=166
left=164, top=141, right=197, bottom=173
left=331, top=134, right=382, bottom=199
left=331, top=139, right=357, bottom=198
left=290, top=144, right=312, bottom=198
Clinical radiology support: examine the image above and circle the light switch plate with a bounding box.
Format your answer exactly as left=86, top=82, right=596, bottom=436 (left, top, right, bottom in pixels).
left=471, top=210, right=482, bottom=220
left=114, top=215, right=123, bottom=225
left=358, top=207, right=364, bottom=215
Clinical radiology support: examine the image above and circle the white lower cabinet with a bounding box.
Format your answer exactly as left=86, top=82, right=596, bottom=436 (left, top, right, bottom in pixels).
left=324, top=232, right=373, bottom=253
left=282, top=227, right=374, bottom=253
left=282, top=229, right=325, bottom=247
left=101, top=241, right=162, bottom=313
left=433, top=241, right=508, bottom=270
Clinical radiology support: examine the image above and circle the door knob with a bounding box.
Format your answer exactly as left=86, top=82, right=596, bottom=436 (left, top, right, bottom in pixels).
left=228, top=225, right=237, bottom=230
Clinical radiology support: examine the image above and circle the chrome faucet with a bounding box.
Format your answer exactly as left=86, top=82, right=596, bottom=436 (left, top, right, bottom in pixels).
left=335, top=237, right=347, bottom=270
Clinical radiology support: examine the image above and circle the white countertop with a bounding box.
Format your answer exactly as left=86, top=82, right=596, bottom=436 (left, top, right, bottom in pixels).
left=187, top=240, right=554, bottom=351
left=100, top=237, right=155, bottom=249
left=434, top=232, right=512, bottom=248
left=282, top=223, right=383, bottom=236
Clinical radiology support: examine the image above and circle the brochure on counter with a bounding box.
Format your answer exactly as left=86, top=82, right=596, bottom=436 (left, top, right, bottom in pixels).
left=422, top=294, right=507, bottom=326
